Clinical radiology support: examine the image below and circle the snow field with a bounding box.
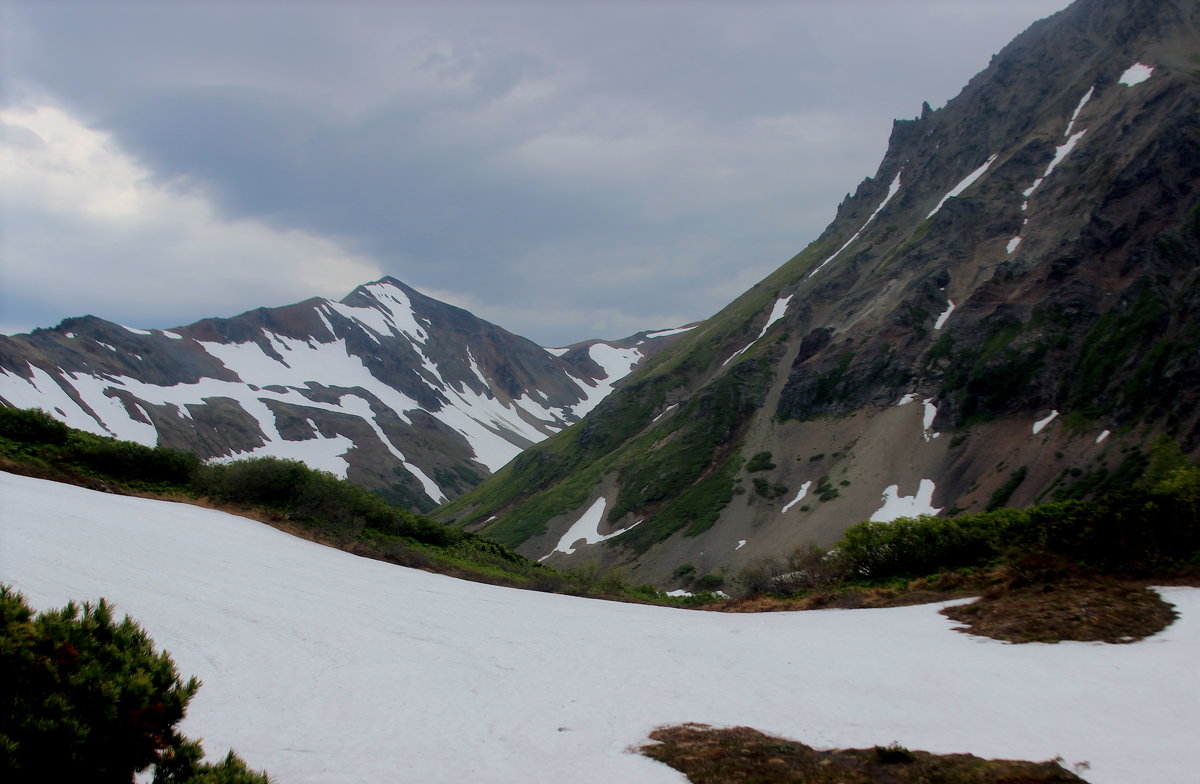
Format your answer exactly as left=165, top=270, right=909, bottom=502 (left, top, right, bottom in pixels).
left=3, top=471, right=1199, bottom=784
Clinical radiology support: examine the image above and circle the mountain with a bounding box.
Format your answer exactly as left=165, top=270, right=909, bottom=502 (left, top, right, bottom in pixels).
left=439, top=0, right=1200, bottom=583
left=0, top=277, right=693, bottom=510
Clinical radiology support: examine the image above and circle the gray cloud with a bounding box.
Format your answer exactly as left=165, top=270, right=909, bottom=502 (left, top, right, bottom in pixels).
left=2, top=0, right=1072, bottom=344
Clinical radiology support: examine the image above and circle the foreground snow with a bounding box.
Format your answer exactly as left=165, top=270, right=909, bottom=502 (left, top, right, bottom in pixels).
left=2, top=472, right=1197, bottom=784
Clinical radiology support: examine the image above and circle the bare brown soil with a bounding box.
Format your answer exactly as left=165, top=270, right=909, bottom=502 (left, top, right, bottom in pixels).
left=941, top=578, right=1179, bottom=644
left=640, top=724, right=1091, bottom=784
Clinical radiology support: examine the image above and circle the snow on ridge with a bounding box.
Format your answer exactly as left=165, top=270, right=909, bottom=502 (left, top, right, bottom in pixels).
left=723, top=294, right=793, bottom=366
left=870, top=479, right=941, bottom=522
left=927, top=154, right=997, bottom=220
left=1119, top=62, right=1154, bottom=86
left=540, top=497, right=641, bottom=559
left=120, top=325, right=152, bottom=335
left=810, top=170, right=902, bottom=277
left=543, top=346, right=570, bottom=356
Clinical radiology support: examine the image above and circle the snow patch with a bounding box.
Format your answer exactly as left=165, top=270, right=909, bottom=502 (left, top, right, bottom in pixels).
left=933, top=300, right=955, bottom=330
left=1096, top=429, right=1111, bottom=444
left=895, top=393, right=917, bottom=406
left=1033, top=410, right=1059, bottom=434
left=922, top=398, right=940, bottom=441
left=1064, top=86, right=1095, bottom=138
left=1119, top=63, right=1154, bottom=86
left=927, top=154, right=997, bottom=219
left=870, top=479, right=941, bottom=522
left=781, top=480, right=813, bottom=514
left=543, top=346, right=570, bottom=357
left=735, top=539, right=747, bottom=550
left=542, top=497, right=641, bottom=559
left=652, top=403, right=678, bottom=423
left=162, top=330, right=184, bottom=340
left=120, top=325, right=152, bottom=335
left=1006, top=236, right=1022, bottom=255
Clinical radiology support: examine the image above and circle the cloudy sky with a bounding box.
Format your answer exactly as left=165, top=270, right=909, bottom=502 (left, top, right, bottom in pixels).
left=1, top=0, right=1073, bottom=346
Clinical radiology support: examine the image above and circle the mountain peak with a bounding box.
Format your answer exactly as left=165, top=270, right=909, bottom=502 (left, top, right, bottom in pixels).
left=0, top=279, right=692, bottom=511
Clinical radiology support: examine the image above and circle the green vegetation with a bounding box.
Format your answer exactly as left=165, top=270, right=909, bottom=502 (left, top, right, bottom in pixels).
left=745, top=451, right=776, bottom=472
left=985, top=465, right=1027, bottom=510
left=936, top=315, right=1046, bottom=426
left=1, top=586, right=270, bottom=783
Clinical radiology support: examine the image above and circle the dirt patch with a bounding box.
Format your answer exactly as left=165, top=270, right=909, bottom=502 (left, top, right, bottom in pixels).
left=639, top=724, right=1090, bottom=783
left=942, top=579, right=1178, bottom=644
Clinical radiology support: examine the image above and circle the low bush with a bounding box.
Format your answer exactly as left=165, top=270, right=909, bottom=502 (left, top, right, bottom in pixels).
left=0, top=585, right=269, bottom=783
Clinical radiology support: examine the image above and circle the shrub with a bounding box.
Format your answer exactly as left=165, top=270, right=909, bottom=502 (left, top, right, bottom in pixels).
left=0, top=407, right=70, bottom=446
left=745, top=451, right=776, bottom=472
left=0, top=586, right=268, bottom=783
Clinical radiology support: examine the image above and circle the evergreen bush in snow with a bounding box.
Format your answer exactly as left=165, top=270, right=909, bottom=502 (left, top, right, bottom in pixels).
left=0, top=586, right=268, bottom=783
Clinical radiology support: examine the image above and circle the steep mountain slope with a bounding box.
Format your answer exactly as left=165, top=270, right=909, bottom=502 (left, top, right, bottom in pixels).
left=440, top=0, right=1200, bottom=583
left=0, top=277, right=692, bottom=510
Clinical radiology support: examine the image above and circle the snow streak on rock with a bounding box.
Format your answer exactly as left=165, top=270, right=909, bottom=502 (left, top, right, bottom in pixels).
left=926, top=155, right=997, bottom=219
left=810, top=171, right=902, bottom=277
left=781, top=480, right=813, bottom=514
left=723, top=295, right=793, bottom=366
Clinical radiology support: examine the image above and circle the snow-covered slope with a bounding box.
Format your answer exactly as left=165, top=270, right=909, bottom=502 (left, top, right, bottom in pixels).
left=0, top=278, right=693, bottom=509
left=2, top=471, right=1197, bottom=784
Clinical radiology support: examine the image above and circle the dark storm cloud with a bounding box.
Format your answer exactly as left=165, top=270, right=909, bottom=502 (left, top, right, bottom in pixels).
left=2, top=0, right=1073, bottom=344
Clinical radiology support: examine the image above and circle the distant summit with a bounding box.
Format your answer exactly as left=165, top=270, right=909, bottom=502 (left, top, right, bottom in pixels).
left=0, top=277, right=694, bottom=510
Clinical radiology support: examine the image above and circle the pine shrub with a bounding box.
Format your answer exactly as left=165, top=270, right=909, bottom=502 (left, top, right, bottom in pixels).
left=0, top=586, right=269, bottom=783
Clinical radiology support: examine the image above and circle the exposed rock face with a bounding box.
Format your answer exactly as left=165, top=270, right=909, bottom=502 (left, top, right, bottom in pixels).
left=440, top=0, right=1200, bottom=584
left=0, top=277, right=691, bottom=510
